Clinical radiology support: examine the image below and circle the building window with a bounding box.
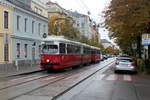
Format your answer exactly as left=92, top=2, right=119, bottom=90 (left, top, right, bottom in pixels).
left=24, top=18, right=27, bottom=32
left=32, top=21, right=35, bottom=33
left=24, top=44, right=27, bottom=58
left=17, top=16, right=20, bottom=31
left=35, top=7, right=38, bottom=13
left=38, top=23, right=41, bottom=34
left=4, top=11, right=8, bottom=29
left=81, top=23, right=85, bottom=28
left=39, top=9, right=43, bottom=14
left=17, top=43, right=20, bottom=58
left=4, top=43, right=9, bottom=61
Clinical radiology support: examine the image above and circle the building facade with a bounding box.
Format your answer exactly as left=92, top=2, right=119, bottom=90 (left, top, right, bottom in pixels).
left=68, top=11, right=93, bottom=39
left=46, top=1, right=69, bottom=18
left=31, top=0, right=48, bottom=18
left=46, top=1, right=95, bottom=39
left=6, top=0, right=48, bottom=66
left=101, top=39, right=113, bottom=49
left=0, top=1, right=13, bottom=65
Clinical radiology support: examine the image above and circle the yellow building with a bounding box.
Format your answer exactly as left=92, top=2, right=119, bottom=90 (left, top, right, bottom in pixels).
left=31, top=0, right=48, bottom=18
left=46, top=1, right=69, bottom=18
left=0, top=2, right=13, bottom=64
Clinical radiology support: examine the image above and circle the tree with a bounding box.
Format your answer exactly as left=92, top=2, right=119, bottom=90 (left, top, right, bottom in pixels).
left=103, top=0, right=150, bottom=57
left=48, top=15, right=103, bottom=49
left=48, top=15, right=80, bottom=40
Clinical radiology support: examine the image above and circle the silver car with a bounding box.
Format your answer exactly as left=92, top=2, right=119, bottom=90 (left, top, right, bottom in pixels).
left=114, top=57, right=136, bottom=73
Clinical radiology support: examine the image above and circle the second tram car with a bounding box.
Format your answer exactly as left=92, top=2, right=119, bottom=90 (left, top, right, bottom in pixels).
left=40, top=36, right=101, bottom=70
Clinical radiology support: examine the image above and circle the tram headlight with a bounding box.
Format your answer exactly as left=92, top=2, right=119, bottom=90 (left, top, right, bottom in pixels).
left=46, top=59, right=50, bottom=63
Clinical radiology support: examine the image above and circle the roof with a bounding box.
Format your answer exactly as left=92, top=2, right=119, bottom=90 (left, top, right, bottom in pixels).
left=7, top=0, right=48, bottom=19
left=42, top=35, right=100, bottom=50
left=101, top=39, right=111, bottom=43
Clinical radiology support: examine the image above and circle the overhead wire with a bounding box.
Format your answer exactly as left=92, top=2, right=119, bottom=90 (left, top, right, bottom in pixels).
left=78, top=0, right=91, bottom=15
left=76, top=0, right=88, bottom=13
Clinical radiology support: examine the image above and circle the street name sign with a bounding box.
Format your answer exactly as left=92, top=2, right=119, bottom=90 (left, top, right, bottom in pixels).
left=142, top=34, right=150, bottom=45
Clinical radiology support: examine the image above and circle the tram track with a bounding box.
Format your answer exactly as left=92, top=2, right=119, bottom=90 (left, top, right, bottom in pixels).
left=52, top=59, right=115, bottom=100
left=0, top=58, right=115, bottom=100
left=9, top=63, right=101, bottom=100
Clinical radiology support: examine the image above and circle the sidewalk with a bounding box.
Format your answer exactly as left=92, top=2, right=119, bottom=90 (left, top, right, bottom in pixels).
left=0, top=64, right=42, bottom=78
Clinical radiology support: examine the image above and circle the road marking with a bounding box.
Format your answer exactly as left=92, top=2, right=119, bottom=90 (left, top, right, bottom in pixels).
left=93, top=74, right=106, bottom=80
left=106, top=74, right=117, bottom=81
left=123, top=75, right=132, bottom=81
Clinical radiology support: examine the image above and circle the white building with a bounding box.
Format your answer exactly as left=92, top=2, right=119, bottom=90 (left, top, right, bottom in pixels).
left=101, top=39, right=113, bottom=49
left=68, top=11, right=93, bottom=39
left=7, top=0, right=48, bottom=66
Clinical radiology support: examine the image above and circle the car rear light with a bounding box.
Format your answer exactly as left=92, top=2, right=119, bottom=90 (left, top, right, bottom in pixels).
left=115, top=61, right=119, bottom=64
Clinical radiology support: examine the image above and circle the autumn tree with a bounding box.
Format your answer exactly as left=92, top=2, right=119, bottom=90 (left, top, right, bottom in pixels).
left=48, top=15, right=80, bottom=40
left=103, top=0, right=150, bottom=57
left=48, top=15, right=103, bottom=49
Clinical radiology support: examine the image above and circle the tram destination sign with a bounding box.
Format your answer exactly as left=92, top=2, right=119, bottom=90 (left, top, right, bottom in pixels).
left=142, top=34, right=150, bottom=45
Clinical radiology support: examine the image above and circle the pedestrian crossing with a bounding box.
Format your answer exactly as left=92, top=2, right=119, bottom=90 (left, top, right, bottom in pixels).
left=93, top=74, right=133, bottom=82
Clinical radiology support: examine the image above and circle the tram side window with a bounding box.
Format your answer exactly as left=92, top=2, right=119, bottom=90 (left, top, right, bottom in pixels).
left=74, top=45, right=81, bottom=54
left=83, top=47, right=88, bottom=54
left=83, top=47, right=86, bottom=54
left=88, top=48, right=91, bottom=54
left=97, top=50, right=100, bottom=54
left=59, top=43, right=66, bottom=54
left=67, top=44, right=72, bottom=54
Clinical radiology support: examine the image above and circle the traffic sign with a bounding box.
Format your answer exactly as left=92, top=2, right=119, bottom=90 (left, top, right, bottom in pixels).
left=142, top=34, right=150, bottom=45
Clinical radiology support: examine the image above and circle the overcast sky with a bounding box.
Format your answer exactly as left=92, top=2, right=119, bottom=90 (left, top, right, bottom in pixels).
left=43, top=0, right=111, bottom=40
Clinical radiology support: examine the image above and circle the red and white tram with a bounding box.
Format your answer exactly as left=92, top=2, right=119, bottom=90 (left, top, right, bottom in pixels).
left=40, top=36, right=101, bottom=70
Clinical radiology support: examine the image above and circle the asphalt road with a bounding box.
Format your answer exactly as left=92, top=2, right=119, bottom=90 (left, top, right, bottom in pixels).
left=2, top=58, right=149, bottom=100
left=57, top=61, right=150, bottom=100
left=0, top=58, right=115, bottom=100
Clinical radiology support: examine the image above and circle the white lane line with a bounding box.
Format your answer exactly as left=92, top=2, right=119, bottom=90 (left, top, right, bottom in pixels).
left=106, top=74, right=117, bottom=81
left=93, top=74, right=106, bottom=80
left=123, top=75, right=132, bottom=81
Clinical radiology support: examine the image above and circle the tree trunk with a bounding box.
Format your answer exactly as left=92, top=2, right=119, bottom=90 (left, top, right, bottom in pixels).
left=148, top=45, right=150, bottom=58
left=137, top=36, right=142, bottom=58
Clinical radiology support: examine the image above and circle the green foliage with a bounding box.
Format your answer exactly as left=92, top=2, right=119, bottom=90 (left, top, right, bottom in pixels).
left=48, top=16, right=80, bottom=40
left=136, top=58, right=150, bottom=74
left=103, top=46, right=120, bottom=54
left=48, top=15, right=102, bottom=49
left=103, top=0, right=150, bottom=56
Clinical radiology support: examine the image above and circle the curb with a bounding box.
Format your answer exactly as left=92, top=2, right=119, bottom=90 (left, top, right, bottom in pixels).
left=1, top=69, right=45, bottom=79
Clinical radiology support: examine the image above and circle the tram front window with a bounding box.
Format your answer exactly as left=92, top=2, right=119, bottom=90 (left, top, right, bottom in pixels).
left=42, top=45, right=58, bottom=54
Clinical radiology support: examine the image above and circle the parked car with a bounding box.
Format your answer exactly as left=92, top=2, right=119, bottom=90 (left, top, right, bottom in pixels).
left=103, top=55, right=108, bottom=60
left=114, top=57, right=136, bottom=73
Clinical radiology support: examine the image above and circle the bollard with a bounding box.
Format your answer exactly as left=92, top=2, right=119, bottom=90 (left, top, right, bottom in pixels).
left=15, top=60, right=19, bottom=71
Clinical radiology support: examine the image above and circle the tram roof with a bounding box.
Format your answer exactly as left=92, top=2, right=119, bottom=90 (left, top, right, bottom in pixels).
left=42, top=35, right=100, bottom=50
